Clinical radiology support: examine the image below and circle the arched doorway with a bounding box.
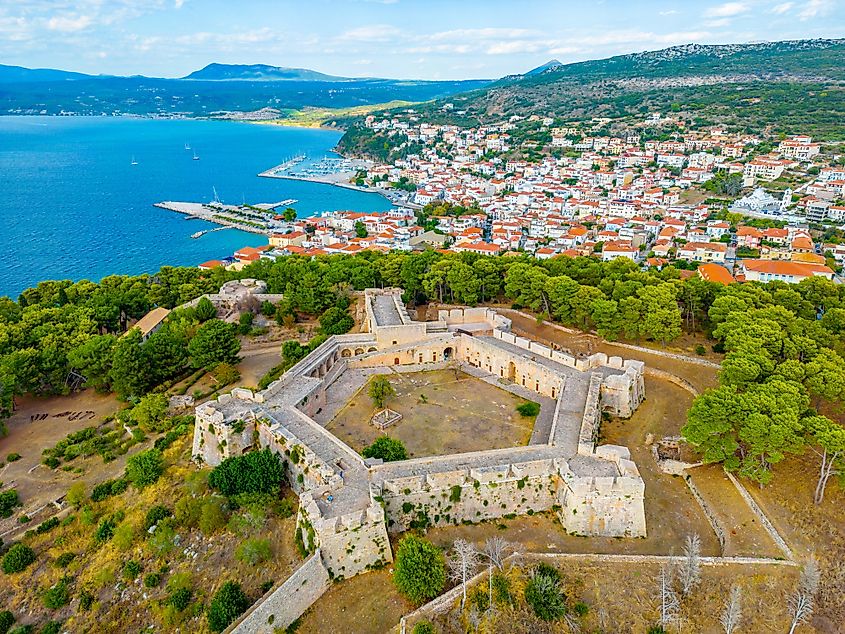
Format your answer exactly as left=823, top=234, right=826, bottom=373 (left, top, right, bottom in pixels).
left=444, top=347, right=453, bottom=360
left=394, top=357, right=400, bottom=365
left=507, top=361, right=516, bottom=382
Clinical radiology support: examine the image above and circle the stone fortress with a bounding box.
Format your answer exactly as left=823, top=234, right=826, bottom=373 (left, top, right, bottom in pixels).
left=192, top=288, right=647, bottom=582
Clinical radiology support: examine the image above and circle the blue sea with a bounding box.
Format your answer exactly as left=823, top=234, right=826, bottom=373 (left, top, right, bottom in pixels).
left=0, top=116, right=391, bottom=298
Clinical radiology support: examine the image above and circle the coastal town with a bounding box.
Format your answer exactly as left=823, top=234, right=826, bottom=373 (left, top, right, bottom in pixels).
left=198, top=112, right=845, bottom=287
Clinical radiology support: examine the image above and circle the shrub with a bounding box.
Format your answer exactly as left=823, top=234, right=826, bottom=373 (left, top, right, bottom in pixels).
left=0, top=611, right=14, bottom=634
left=368, top=375, right=395, bottom=409
left=35, top=517, right=60, bottom=535
left=91, top=478, right=128, bottom=502
left=412, top=622, right=435, bottom=634
left=132, top=394, right=171, bottom=433
left=123, top=560, right=142, bottom=579
left=42, top=457, right=60, bottom=469
left=208, top=449, right=285, bottom=498
left=362, top=436, right=408, bottom=462
left=695, top=344, right=707, bottom=356
left=235, top=538, right=272, bottom=565
left=199, top=497, right=228, bottom=535
left=42, top=577, right=72, bottom=609
left=207, top=581, right=250, bottom=632
left=144, top=572, right=161, bottom=588
left=524, top=564, right=566, bottom=621
left=143, top=505, right=173, bottom=531
left=2, top=543, right=36, bottom=574
left=319, top=307, right=354, bottom=335
left=166, top=587, right=193, bottom=611
left=125, top=449, right=164, bottom=489
left=39, top=622, right=62, bottom=634
left=6, top=453, right=21, bottom=463
left=0, top=490, right=20, bottom=519
left=517, top=402, right=540, bottom=417
left=54, top=552, right=76, bottom=569
left=393, top=535, right=446, bottom=604
left=78, top=590, right=95, bottom=611
left=94, top=518, right=116, bottom=543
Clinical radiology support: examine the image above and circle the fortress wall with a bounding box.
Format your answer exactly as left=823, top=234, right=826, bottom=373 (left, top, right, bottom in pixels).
left=298, top=497, right=392, bottom=580
left=558, top=473, right=647, bottom=537
left=460, top=336, right=563, bottom=399
left=192, top=404, right=255, bottom=467
left=257, top=422, right=341, bottom=494
left=577, top=374, right=603, bottom=455
left=228, top=551, right=330, bottom=634
left=379, top=460, right=561, bottom=532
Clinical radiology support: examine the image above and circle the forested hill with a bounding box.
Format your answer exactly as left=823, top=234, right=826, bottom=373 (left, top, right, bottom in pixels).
left=398, top=39, right=845, bottom=138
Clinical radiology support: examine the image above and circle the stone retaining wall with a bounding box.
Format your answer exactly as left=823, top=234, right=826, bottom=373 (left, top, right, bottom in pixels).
left=227, top=551, right=330, bottom=634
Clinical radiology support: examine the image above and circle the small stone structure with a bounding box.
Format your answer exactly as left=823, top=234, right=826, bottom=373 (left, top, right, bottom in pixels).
left=193, top=288, right=647, bottom=622
left=181, top=278, right=284, bottom=323
left=371, top=408, right=402, bottom=430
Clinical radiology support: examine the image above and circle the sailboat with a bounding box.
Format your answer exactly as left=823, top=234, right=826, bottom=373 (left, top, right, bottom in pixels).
left=192, top=150, right=200, bottom=161
left=184, top=142, right=191, bottom=151
left=130, top=155, right=138, bottom=166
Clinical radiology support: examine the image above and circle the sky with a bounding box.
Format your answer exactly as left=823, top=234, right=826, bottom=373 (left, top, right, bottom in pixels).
left=1, top=0, right=843, bottom=80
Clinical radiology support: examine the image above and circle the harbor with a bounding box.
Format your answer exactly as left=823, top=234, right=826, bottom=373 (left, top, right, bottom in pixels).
left=154, top=199, right=298, bottom=237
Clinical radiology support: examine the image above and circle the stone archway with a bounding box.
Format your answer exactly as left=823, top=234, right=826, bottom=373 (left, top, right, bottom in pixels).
left=394, top=357, right=400, bottom=365
left=341, top=349, right=352, bottom=358
left=354, top=348, right=364, bottom=356
left=507, top=361, right=516, bottom=382
left=443, top=346, right=453, bottom=360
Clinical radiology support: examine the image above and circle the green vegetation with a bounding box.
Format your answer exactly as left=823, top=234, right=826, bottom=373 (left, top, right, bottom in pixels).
left=392, top=535, right=446, bottom=604
left=125, top=449, right=164, bottom=489
left=188, top=319, right=241, bottom=369
left=207, top=581, right=250, bottom=632
left=208, top=448, right=286, bottom=498
left=0, top=490, right=20, bottom=519
left=517, top=402, right=540, bottom=417
left=362, top=436, right=408, bottom=462
left=2, top=543, right=36, bottom=574
left=368, top=375, right=396, bottom=409
left=524, top=563, right=566, bottom=621
left=319, top=306, right=354, bottom=335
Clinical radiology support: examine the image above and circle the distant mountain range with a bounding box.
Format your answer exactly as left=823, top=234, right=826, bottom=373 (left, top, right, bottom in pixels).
left=0, top=62, right=491, bottom=117
left=181, top=63, right=348, bottom=82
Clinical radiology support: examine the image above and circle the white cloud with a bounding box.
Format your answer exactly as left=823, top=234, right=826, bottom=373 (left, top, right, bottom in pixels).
left=703, top=2, right=750, bottom=18
left=338, top=24, right=402, bottom=42
left=799, top=0, right=833, bottom=20
left=659, top=9, right=679, bottom=16
left=46, top=14, right=93, bottom=32
left=771, top=2, right=795, bottom=14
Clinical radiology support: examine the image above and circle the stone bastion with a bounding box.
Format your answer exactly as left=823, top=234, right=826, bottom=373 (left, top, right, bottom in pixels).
left=192, top=288, right=647, bottom=582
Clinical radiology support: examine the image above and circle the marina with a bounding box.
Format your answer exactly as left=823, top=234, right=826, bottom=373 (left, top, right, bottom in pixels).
left=257, top=154, right=307, bottom=177
left=154, top=199, right=297, bottom=237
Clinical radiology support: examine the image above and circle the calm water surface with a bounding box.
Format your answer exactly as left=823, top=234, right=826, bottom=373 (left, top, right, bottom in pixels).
left=0, top=116, right=390, bottom=297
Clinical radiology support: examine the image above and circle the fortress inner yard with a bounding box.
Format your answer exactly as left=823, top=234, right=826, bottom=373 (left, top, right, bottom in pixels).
left=191, top=288, right=647, bottom=631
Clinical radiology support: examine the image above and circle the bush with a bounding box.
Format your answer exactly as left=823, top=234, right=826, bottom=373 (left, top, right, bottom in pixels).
left=412, top=622, right=435, bottom=634
left=319, top=307, right=354, bottom=335
left=0, top=490, right=20, bottom=519
left=6, top=453, right=21, bottom=463
left=393, top=535, right=446, bottom=604
left=39, top=622, right=62, bottom=634
left=132, top=393, right=170, bottom=433
left=695, top=344, right=707, bottom=356
left=91, top=478, right=128, bottom=502
left=0, top=611, right=14, bottom=634
left=208, top=449, right=285, bottom=498
left=2, top=543, right=36, bottom=574
left=125, top=448, right=164, bottom=489
left=143, top=505, right=173, bottom=531
left=123, top=560, right=142, bottom=579
left=362, top=436, right=408, bottom=462
left=517, top=402, right=540, bottom=417
left=144, top=572, right=161, bottom=588
left=42, top=457, right=60, bottom=469
left=235, top=538, right=272, bottom=565
left=94, top=518, right=116, bottom=543
left=54, top=552, right=76, bottom=569
left=207, top=581, right=250, bottom=632
left=42, top=577, right=72, bottom=609
left=524, top=564, right=566, bottom=621
left=166, top=587, right=193, bottom=611
left=35, top=517, right=60, bottom=535
left=199, top=497, right=228, bottom=535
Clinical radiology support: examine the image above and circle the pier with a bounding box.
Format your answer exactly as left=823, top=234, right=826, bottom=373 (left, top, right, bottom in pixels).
left=154, top=201, right=276, bottom=236
left=258, top=155, right=307, bottom=178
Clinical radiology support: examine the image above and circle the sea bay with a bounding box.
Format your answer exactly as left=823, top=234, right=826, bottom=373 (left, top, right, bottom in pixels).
left=0, top=116, right=391, bottom=298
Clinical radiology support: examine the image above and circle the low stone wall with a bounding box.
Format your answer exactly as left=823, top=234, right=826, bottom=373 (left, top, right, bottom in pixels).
left=723, top=469, right=794, bottom=560
left=227, top=551, right=330, bottom=634
left=683, top=473, right=726, bottom=553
